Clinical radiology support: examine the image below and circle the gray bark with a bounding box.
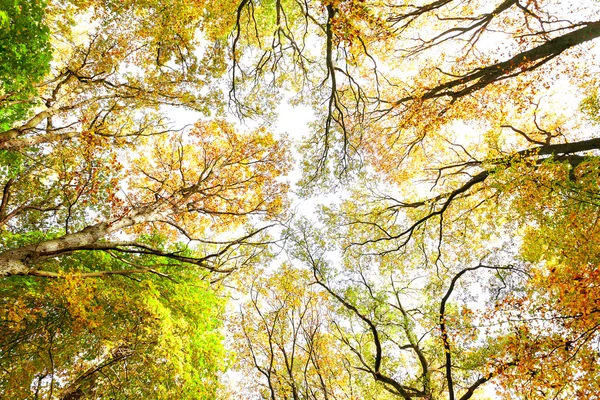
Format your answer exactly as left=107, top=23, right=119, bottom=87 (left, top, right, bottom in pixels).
left=0, top=207, right=167, bottom=276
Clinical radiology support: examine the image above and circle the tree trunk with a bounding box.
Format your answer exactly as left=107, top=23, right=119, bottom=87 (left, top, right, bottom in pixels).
left=0, top=207, right=167, bottom=276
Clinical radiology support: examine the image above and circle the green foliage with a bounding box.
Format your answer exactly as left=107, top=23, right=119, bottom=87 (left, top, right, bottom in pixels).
left=0, top=0, right=52, bottom=130
left=0, top=250, right=227, bottom=399
left=0, top=149, right=25, bottom=179
left=581, top=90, right=600, bottom=123
left=0, top=229, right=65, bottom=252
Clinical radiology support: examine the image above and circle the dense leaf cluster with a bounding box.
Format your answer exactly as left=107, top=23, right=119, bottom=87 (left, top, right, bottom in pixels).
left=0, top=0, right=52, bottom=130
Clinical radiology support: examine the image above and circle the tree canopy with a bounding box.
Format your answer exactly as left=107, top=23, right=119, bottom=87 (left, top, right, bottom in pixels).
left=1, top=0, right=600, bottom=398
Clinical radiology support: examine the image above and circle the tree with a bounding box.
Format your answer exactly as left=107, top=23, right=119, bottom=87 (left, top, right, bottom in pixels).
left=0, top=0, right=290, bottom=278
left=0, top=0, right=232, bottom=150
left=0, top=119, right=289, bottom=277
left=232, top=264, right=378, bottom=400
left=482, top=156, right=600, bottom=398
left=282, top=218, right=515, bottom=400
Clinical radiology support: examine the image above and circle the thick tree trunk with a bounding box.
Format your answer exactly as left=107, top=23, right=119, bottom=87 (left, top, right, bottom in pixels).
left=0, top=130, right=81, bottom=150
left=0, top=106, right=60, bottom=148
left=0, top=207, right=167, bottom=277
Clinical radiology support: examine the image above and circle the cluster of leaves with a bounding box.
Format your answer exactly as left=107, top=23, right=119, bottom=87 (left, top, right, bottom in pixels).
left=1, top=250, right=226, bottom=399
left=0, top=0, right=52, bottom=130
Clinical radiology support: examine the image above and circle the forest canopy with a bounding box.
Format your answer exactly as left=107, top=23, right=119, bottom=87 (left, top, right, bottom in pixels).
left=1, top=0, right=600, bottom=399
